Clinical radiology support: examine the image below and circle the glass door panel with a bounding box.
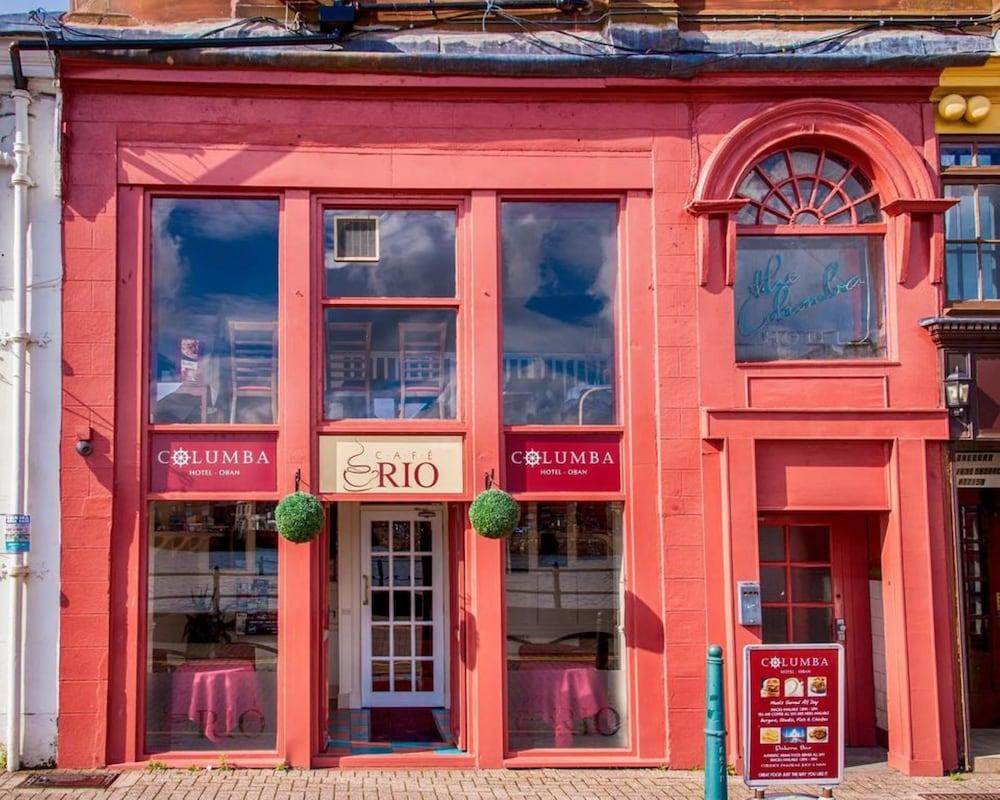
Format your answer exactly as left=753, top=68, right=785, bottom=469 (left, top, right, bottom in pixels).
left=360, top=508, right=444, bottom=707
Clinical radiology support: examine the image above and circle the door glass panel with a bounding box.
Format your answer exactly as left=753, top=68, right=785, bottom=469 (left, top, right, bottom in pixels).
left=415, top=591, right=433, bottom=621
left=760, top=566, right=786, bottom=603
left=791, top=567, right=833, bottom=603
left=417, top=625, right=433, bottom=656
left=416, top=661, right=434, bottom=692
left=762, top=607, right=789, bottom=643
left=757, top=526, right=785, bottom=561
left=792, top=607, right=836, bottom=642
left=394, top=663, right=413, bottom=692
left=372, top=592, right=390, bottom=622
left=371, top=522, right=389, bottom=551
left=394, top=625, right=412, bottom=657
left=372, top=661, right=390, bottom=692
left=788, top=526, right=831, bottom=562
left=394, top=591, right=412, bottom=619
left=371, top=556, right=389, bottom=587
left=393, top=521, right=412, bottom=552
left=372, top=626, right=390, bottom=657
left=505, top=501, right=628, bottom=750
left=146, top=501, right=278, bottom=752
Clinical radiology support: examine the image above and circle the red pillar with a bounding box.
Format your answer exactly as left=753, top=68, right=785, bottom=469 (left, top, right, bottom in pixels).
left=468, top=190, right=504, bottom=767
left=278, top=190, right=318, bottom=767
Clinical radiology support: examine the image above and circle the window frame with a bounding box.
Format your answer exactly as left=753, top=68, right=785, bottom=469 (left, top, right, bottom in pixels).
left=317, top=196, right=466, bottom=427
left=498, top=196, right=626, bottom=434
left=940, top=137, right=1000, bottom=306
left=734, top=147, right=890, bottom=365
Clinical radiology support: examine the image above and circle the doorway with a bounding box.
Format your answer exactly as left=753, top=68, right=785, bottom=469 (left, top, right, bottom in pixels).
left=757, top=515, right=880, bottom=748
left=326, top=503, right=454, bottom=754
left=957, top=488, right=1000, bottom=770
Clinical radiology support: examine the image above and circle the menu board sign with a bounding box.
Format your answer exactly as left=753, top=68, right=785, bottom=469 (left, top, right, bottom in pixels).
left=743, top=644, right=844, bottom=789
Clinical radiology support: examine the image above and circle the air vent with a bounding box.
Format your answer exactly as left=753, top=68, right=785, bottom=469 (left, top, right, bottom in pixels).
left=334, top=216, right=379, bottom=262
left=18, top=773, right=120, bottom=789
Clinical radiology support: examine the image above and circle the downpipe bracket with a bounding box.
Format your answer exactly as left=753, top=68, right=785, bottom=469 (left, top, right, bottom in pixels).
left=0, top=331, right=49, bottom=349
left=0, top=562, right=30, bottom=580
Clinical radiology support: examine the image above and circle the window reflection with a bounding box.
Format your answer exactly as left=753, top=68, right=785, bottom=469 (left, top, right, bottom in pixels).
left=324, top=209, right=456, bottom=297
left=324, top=308, right=457, bottom=419
left=734, top=235, right=885, bottom=361
left=501, top=203, right=618, bottom=426
left=150, top=199, right=279, bottom=424
left=505, top=502, right=627, bottom=750
left=146, top=502, right=278, bottom=753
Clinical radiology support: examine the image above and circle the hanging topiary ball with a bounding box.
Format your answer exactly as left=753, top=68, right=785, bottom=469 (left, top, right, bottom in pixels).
left=275, top=491, right=325, bottom=543
left=469, top=488, right=521, bottom=539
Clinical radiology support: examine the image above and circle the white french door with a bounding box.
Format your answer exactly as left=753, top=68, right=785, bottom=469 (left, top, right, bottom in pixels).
left=360, top=507, right=445, bottom=707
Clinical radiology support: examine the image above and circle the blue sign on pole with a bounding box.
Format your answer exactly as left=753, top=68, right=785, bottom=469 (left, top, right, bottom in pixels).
left=4, top=514, right=30, bottom=553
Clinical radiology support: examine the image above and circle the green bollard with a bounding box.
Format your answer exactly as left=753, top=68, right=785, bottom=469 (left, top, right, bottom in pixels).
left=705, top=644, right=727, bottom=800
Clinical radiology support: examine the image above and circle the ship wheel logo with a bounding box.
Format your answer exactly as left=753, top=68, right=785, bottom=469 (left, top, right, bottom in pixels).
left=524, top=449, right=542, bottom=467
left=170, top=448, right=191, bottom=467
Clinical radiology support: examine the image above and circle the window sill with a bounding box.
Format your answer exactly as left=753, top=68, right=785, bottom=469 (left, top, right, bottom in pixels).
left=944, top=302, right=1000, bottom=315
left=735, top=360, right=900, bottom=369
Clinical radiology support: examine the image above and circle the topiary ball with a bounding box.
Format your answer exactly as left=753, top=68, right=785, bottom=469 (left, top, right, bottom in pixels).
left=275, top=491, right=325, bottom=543
left=469, top=489, right=521, bottom=539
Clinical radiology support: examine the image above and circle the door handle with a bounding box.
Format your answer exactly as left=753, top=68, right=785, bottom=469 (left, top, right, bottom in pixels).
left=836, top=618, right=847, bottom=642
left=362, top=574, right=370, bottom=606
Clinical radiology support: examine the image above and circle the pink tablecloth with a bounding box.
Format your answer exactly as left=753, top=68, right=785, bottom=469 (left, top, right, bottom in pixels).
left=169, top=660, right=262, bottom=743
left=508, top=664, right=609, bottom=747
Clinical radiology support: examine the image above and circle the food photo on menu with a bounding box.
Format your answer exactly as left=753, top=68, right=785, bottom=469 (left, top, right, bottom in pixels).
left=760, top=727, right=780, bottom=744
left=761, top=677, right=780, bottom=698
left=808, top=675, right=828, bottom=696
left=808, top=726, right=829, bottom=742
left=784, top=677, right=804, bottom=697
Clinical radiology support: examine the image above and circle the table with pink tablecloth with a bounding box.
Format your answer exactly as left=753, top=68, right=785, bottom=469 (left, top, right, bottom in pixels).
left=508, top=663, right=609, bottom=747
left=169, top=660, right=262, bottom=743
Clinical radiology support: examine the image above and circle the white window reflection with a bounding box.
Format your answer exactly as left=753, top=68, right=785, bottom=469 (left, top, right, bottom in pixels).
left=324, top=209, right=456, bottom=298
left=501, top=203, right=618, bottom=426
left=150, top=199, right=279, bottom=424
left=324, top=309, right=457, bottom=419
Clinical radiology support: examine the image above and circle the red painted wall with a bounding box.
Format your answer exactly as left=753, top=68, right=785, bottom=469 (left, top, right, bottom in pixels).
left=58, top=63, right=956, bottom=773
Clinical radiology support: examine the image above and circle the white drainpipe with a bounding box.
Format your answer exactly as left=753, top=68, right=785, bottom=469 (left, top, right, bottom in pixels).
left=3, top=87, right=33, bottom=773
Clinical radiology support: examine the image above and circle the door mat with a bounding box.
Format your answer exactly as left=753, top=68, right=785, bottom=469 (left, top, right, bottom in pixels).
left=921, top=795, right=1000, bottom=799
left=369, top=707, right=444, bottom=743
left=17, top=773, right=119, bottom=790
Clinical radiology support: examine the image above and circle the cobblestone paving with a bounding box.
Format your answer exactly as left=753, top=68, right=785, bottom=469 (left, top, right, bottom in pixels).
left=2, top=765, right=1000, bottom=800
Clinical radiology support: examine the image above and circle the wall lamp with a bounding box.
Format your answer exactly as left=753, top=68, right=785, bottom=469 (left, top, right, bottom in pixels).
left=944, top=368, right=972, bottom=417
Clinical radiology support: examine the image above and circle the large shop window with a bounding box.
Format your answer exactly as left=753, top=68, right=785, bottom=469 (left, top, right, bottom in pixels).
left=150, top=198, right=280, bottom=424
left=941, top=139, right=1000, bottom=302
left=324, top=208, right=458, bottom=419
left=146, top=502, right=278, bottom=753
left=505, top=502, right=628, bottom=750
left=501, top=202, right=618, bottom=425
left=733, top=149, right=887, bottom=361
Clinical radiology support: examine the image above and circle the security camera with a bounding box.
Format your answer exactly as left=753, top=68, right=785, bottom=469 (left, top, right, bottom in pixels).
left=76, top=440, right=94, bottom=457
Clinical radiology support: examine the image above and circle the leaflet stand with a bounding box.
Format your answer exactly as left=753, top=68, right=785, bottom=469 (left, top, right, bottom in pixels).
left=748, top=789, right=834, bottom=799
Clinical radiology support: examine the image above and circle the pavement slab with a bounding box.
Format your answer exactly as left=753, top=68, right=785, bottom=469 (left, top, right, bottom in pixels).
left=1, top=766, right=1000, bottom=800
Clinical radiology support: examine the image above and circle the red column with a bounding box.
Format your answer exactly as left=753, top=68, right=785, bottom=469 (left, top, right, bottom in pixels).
left=277, top=190, right=317, bottom=767
left=883, top=438, right=958, bottom=775
left=468, top=190, right=504, bottom=767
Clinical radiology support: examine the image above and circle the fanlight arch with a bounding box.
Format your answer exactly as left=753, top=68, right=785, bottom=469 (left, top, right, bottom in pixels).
left=735, top=148, right=883, bottom=227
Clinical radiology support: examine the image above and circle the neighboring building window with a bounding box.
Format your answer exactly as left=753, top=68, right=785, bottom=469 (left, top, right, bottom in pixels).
left=733, top=148, right=887, bottom=361
left=323, top=208, right=458, bottom=419
left=505, top=502, right=628, bottom=750
left=501, top=202, right=618, bottom=425
left=941, top=140, right=1000, bottom=302
left=146, top=501, right=278, bottom=752
left=150, top=198, right=280, bottom=424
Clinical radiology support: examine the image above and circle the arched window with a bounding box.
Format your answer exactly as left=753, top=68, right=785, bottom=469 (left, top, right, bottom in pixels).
left=733, top=147, right=887, bottom=362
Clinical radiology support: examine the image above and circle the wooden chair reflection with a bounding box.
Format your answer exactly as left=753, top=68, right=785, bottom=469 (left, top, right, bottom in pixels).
left=228, top=321, right=278, bottom=423
left=399, top=322, right=448, bottom=418
left=326, top=322, right=373, bottom=417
